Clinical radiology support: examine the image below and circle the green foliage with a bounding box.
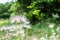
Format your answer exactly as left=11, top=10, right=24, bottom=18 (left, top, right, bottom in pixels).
left=27, top=1, right=37, bottom=9
left=17, top=0, right=60, bottom=24
left=9, top=2, right=20, bottom=13
left=0, top=2, right=13, bottom=18
left=0, top=0, right=60, bottom=23
left=0, top=19, right=10, bottom=27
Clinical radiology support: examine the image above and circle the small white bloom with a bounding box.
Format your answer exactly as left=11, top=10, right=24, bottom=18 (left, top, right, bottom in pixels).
left=52, top=32, right=56, bottom=36
left=50, top=35, right=56, bottom=40
left=10, top=15, right=21, bottom=23
left=11, top=20, right=15, bottom=23
left=10, top=15, right=30, bottom=24
left=15, top=31, right=20, bottom=35
left=49, top=23, right=55, bottom=28
left=21, top=18, right=26, bottom=23
left=23, top=25, right=31, bottom=29
left=8, top=26, right=15, bottom=31
left=9, top=33, right=12, bottom=36
left=31, top=36, right=38, bottom=40
left=40, top=37, right=46, bottom=40
left=19, top=29, right=24, bottom=34
left=26, top=25, right=31, bottom=29
left=24, top=21, right=30, bottom=24
left=17, top=25, right=23, bottom=29
left=0, top=26, right=7, bottom=31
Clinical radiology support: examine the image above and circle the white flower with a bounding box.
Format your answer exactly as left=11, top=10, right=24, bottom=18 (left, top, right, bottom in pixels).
left=0, top=26, right=7, bottom=31
left=49, top=23, right=55, bottom=28
left=50, top=35, right=56, bottom=40
left=10, top=15, right=30, bottom=24
left=10, top=15, right=21, bottom=23
left=23, top=21, right=30, bottom=24
left=23, top=25, right=31, bottom=29
left=19, top=29, right=25, bottom=37
left=8, top=25, right=16, bottom=31
left=52, top=32, right=56, bottom=36
left=40, top=37, right=46, bottom=40
left=11, top=20, right=15, bottom=23
left=21, top=17, right=26, bottom=23
left=31, top=36, right=38, bottom=40
left=9, top=33, right=12, bottom=36
left=19, top=29, right=24, bottom=34
left=16, top=25, right=23, bottom=29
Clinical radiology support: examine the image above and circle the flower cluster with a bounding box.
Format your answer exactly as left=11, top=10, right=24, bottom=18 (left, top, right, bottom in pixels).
left=10, top=15, right=31, bottom=28
left=10, top=15, right=30, bottom=24
left=0, top=15, right=31, bottom=40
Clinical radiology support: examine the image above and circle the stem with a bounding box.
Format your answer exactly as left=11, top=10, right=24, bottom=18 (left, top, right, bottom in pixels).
left=26, top=28, right=28, bottom=40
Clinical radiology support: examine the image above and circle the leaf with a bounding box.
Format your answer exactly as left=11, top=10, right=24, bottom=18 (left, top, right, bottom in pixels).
left=52, top=13, right=59, bottom=18
left=27, top=1, right=37, bottom=8
left=32, top=10, right=40, bottom=15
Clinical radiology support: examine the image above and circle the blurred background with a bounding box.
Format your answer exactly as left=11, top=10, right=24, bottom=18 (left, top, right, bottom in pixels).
left=0, top=0, right=60, bottom=40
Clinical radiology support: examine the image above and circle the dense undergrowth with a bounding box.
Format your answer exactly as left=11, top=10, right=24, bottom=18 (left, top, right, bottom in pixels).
left=0, top=0, right=60, bottom=40
left=0, top=17, right=60, bottom=40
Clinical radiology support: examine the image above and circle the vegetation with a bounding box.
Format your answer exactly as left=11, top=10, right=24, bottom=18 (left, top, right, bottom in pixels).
left=0, top=0, right=60, bottom=40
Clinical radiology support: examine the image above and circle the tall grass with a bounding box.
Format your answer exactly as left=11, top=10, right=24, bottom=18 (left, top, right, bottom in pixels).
left=0, top=18, right=60, bottom=40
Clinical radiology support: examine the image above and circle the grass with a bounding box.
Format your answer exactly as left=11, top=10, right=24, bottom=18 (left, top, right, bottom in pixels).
left=0, top=19, right=10, bottom=27
left=0, top=19, right=60, bottom=40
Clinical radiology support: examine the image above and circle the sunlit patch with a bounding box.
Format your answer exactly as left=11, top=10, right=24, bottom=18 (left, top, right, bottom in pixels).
left=48, top=23, right=55, bottom=28
left=0, top=0, right=12, bottom=4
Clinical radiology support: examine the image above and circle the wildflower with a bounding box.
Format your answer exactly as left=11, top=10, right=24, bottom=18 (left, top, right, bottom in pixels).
left=23, top=21, right=30, bottom=25
left=10, top=15, right=21, bottom=23
left=20, top=15, right=30, bottom=24
left=23, top=24, right=31, bottom=29
left=0, top=26, right=7, bottom=31
left=16, top=25, right=23, bottom=29
left=19, top=29, right=25, bottom=37
left=52, top=32, right=56, bottom=36
left=10, top=15, right=30, bottom=24
left=21, top=16, right=27, bottom=23
left=50, top=35, right=57, bottom=40
left=10, top=18, right=15, bottom=23
left=9, top=33, right=12, bottom=36
left=19, top=29, right=25, bottom=34
left=8, top=25, right=16, bottom=31
left=40, top=37, right=46, bottom=40
left=31, top=36, right=38, bottom=40
left=49, top=23, right=55, bottom=28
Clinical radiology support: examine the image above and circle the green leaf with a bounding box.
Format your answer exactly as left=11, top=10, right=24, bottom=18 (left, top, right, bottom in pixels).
left=32, top=10, right=40, bottom=15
